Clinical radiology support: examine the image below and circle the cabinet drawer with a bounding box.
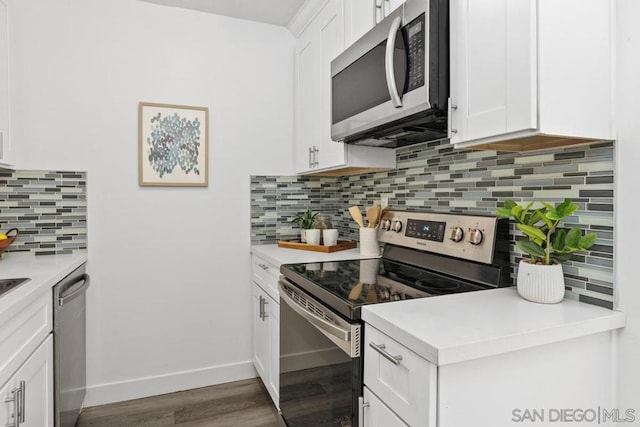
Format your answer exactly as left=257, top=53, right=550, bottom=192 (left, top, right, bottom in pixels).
left=252, top=255, right=279, bottom=298
left=0, top=292, right=52, bottom=388
left=364, top=325, right=436, bottom=426
left=363, top=386, right=408, bottom=427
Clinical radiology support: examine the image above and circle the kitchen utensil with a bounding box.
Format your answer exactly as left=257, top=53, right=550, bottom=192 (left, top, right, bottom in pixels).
left=348, top=282, right=363, bottom=300
left=365, top=285, right=378, bottom=302
left=366, top=205, right=381, bottom=228
left=376, top=204, right=387, bottom=227
left=349, top=206, right=365, bottom=228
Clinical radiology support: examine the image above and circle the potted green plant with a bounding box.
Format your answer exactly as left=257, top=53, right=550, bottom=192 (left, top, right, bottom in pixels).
left=496, top=199, right=597, bottom=303
left=290, top=208, right=319, bottom=243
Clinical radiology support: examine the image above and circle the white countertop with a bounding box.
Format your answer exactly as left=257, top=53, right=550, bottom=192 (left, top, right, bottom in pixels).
left=251, top=243, right=378, bottom=267
left=0, top=253, right=88, bottom=320
left=362, top=287, right=626, bottom=366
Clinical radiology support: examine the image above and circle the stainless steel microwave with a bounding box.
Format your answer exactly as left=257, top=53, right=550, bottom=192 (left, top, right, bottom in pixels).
left=331, top=0, right=449, bottom=148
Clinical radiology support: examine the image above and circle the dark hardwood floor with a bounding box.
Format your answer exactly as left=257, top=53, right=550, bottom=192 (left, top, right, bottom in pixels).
left=77, top=378, right=279, bottom=427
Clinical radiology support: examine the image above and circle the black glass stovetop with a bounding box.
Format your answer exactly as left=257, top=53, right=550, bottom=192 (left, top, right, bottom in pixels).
left=280, top=258, right=490, bottom=320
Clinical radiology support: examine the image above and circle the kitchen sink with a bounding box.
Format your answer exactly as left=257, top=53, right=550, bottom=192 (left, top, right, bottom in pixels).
left=0, top=278, right=31, bottom=298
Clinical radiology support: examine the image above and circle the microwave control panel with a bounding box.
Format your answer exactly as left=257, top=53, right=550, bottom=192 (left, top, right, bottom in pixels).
left=405, top=13, right=425, bottom=92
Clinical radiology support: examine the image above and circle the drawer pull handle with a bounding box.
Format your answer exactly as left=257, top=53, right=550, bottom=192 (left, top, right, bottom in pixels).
left=358, top=396, right=370, bottom=427
left=4, top=381, right=24, bottom=427
left=369, top=342, right=402, bottom=365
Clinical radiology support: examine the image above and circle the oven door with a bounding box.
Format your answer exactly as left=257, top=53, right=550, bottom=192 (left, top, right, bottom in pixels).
left=278, top=279, right=362, bottom=427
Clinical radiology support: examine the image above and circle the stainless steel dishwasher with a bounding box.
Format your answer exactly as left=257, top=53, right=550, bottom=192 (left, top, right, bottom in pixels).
left=53, top=264, right=90, bottom=427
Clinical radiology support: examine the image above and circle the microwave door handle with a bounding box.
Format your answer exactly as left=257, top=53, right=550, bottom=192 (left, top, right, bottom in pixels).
left=385, top=16, right=403, bottom=108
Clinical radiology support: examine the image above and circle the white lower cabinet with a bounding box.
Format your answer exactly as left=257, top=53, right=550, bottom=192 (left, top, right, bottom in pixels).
left=362, top=387, right=408, bottom=427
left=364, top=321, right=617, bottom=427
left=252, top=283, right=269, bottom=380
left=1, top=335, right=54, bottom=427
left=251, top=255, right=280, bottom=407
left=1, top=290, right=53, bottom=427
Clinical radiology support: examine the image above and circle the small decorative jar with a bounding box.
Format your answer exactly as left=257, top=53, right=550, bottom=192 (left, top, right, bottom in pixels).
left=312, top=215, right=333, bottom=244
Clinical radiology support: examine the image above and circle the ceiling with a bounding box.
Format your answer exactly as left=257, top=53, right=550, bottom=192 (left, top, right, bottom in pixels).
left=138, top=0, right=308, bottom=27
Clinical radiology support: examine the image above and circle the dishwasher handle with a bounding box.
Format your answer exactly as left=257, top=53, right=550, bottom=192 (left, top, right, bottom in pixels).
left=58, top=274, right=90, bottom=307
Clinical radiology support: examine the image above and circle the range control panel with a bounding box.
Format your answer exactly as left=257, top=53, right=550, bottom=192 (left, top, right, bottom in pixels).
left=378, top=210, right=500, bottom=264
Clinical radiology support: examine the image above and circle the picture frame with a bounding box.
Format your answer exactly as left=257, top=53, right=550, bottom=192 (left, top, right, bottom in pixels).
left=138, top=102, right=209, bottom=187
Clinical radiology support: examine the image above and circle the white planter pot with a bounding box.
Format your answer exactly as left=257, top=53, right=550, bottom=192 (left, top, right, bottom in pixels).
left=517, top=260, right=566, bottom=304
left=300, top=229, right=307, bottom=243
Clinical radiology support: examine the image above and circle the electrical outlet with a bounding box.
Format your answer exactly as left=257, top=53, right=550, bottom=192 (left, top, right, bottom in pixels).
left=381, top=196, right=389, bottom=209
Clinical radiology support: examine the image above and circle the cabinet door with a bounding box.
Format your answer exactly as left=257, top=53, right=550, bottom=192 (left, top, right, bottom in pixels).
left=1, top=336, right=54, bottom=427
left=252, top=283, right=279, bottom=406
left=450, top=0, right=536, bottom=144
left=252, top=284, right=269, bottom=382
left=266, top=295, right=279, bottom=406
left=294, top=24, right=320, bottom=173
left=316, top=0, right=346, bottom=171
left=384, top=0, right=406, bottom=18
left=0, top=0, right=11, bottom=168
left=294, top=0, right=346, bottom=174
left=345, top=0, right=376, bottom=46
left=363, top=387, right=409, bottom=427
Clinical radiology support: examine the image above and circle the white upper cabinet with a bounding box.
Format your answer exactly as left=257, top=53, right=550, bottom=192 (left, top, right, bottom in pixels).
left=317, top=0, right=347, bottom=170
left=373, top=0, right=407, bottom=24
left=344, top=0, right=407, bottom=44
left=292, top=0, right=396, bottom=176
left=0, top=0, right=12, bottom=168
left=449, top=0, right=614, bottom=151
left=345, top=0, right=377, bottom=46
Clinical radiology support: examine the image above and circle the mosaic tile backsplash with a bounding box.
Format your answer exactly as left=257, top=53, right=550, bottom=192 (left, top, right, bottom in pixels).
left=0, top=170, right=87, bottom=255
left=251, top=140, right=615, bottom=309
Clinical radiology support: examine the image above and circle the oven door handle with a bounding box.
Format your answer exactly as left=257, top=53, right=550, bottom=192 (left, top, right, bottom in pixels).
left=279, top=281, right=350, bottom=343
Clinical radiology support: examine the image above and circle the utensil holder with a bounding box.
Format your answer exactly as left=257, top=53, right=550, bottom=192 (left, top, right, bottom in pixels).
left=359, top=228, right=379, bottom=257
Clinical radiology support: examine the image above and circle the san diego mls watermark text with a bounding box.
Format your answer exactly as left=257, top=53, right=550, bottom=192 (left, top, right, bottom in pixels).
left=512, top=407, right=636, bottom=423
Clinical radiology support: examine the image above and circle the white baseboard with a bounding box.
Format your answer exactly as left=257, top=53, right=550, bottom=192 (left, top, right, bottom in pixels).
left=83, top=360, right=257, bottom=407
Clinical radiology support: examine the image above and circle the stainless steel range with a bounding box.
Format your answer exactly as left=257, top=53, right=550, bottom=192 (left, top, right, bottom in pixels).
left=278, top=210, right=510, bottom=427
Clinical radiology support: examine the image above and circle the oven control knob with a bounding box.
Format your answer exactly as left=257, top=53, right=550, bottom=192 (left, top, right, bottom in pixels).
left=391, top=220, right=403, bottom=233
left=381, top=219, right=391, bottom=231
left=467, top=228, right=484, bottom=245
left=449, top=227, right=464, bottom=242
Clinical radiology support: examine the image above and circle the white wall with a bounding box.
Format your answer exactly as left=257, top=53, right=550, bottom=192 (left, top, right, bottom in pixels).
left=8, top=0, right=295, bottom=405
left=615, top=0, right=640, bottom=416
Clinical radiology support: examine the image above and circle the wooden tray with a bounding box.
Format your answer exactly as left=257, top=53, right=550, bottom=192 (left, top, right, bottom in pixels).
left=277, top=239, right=357, bottom=253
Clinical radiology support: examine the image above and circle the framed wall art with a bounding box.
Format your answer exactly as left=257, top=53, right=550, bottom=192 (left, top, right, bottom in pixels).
left=138, top=102, right=209, bottom=187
